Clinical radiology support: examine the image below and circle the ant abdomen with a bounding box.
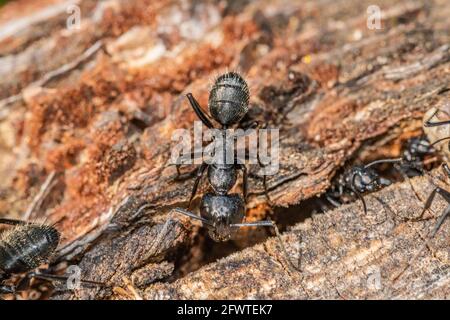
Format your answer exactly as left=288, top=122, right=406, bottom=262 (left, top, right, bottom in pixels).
left=209, top=72, right=250, bottom=126
left=0, top=224, right=60, bottom=274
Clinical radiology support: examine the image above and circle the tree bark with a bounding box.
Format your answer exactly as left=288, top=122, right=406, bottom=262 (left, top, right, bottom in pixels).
left=0, top=0, right=449, bottom=299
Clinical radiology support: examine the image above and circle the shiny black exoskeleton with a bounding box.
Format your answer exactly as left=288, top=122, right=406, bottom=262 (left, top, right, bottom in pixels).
left=403, top=137, right=434, bottom=163
left=394, top=104, right=450, bottom=280
left=327, top=165, right=391, bottom=214
left=0, top=222, right=60, bottom=274
left=339, top=166, right=391, bottom=194
left=170, top=72, right=298, bottom=270
left=397, top=136, right=435, bottom=175
left=0, top=219, right=60, bottom=294
left=0, top=218, right=102, bottom=297
left=175, top=72, right=251, bottom=241
left=328, top=136, right=436, bottom=214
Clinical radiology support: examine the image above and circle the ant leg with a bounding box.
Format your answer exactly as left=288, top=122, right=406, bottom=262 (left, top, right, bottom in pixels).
left=416, top=187, right=450, bottom=222
left=256, top=151, right=273, bottom=205
left=172, top=208, right=213, bottom=227
left=231, top=220, right=300, bottom=272
left=27, top=271, right=106, bottom=288
left=442, top=163, right=450, bottom=177
left=253, top=124, right=274, bottom=206
left=423, top=109, right=450, bottom=127
left=238, top=164, right=248, bottom=203
left=237, top=124, right=274, bottom=205
left=429, top=204, right=450, bottom=238
left=239, top=120, right=259, bottom=130
left=262, top=175, right=274, bottom=206
left=186, top=93, right=215, bottom=129
left=393, top=202, right=450, bottom=282
left=326, top=194, right=342, bottom=208
left=245, top=172, right=274, bottom=206
left=187, top=163, right=208, bottom=209
left=392, top=163, right=415, bottom=181
left=416, top=187, right=446, bottom=220
left=175, top=165, right=198, bottom=181
left=0, top=218, right=29, bottom=226
left=429, top=136, right=450, bottom=149
left=173, top=150, right=204, bottom=181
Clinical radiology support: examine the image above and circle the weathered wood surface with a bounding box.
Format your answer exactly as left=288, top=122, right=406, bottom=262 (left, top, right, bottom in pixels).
left=0, top=0, right=449, bottom=299
left=145, top=170, right=450, bottom=300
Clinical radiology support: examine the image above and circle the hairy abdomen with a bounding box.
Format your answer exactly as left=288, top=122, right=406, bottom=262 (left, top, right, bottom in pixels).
left=0, top=224, right=60, bottom=274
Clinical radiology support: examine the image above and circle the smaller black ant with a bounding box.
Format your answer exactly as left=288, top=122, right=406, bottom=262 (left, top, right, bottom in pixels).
left=326, top=163, right=391, bottom=215
left=0, top=218, right=104, bottom=298
left=327, top=136, right=437, bottom=215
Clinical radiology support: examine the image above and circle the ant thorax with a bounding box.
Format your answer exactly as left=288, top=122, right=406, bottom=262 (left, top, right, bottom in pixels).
left=202, top=128, right=258, bottom=167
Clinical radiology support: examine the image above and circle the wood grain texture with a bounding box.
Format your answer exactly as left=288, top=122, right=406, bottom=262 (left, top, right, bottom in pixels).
left=0, top=0, right=449, bottom=299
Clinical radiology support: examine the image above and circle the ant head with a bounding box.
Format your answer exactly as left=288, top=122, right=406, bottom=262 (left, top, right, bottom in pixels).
left=200, top=193, right=244, bottom=242
left=347, top=166, right=391, bottom=193
left=208, top=72, right=249, bottom=126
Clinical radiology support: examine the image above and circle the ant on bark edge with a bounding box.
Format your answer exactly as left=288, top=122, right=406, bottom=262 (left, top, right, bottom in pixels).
left=159, top=72, right=300, bottom=271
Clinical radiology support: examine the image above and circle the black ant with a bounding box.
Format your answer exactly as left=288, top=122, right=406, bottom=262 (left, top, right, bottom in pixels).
left=0, top=218, right=104, bottom=298
left=326, top=136, right=437, bottom=215
left=393, top=103, right=450, bottom=280
left=167, top=72, right=299, bottom=271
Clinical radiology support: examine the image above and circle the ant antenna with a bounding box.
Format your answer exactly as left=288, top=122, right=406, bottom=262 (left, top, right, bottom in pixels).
left=430, top=136, right=450, bottom=147
left=353, top=188, right=368, bottom=215
left=364, top=158, right=402, bottom=169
